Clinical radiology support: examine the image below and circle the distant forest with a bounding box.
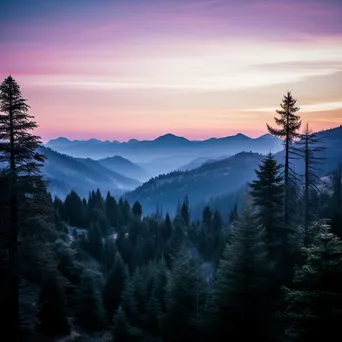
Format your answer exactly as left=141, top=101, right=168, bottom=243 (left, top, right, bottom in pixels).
left=1, top=76, right=342, bottom=342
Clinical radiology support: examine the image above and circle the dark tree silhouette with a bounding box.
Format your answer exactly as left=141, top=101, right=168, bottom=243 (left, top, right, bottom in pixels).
left=267, top=91, right=301, bottom=229
left=250, top=153, right=283, bottom=263
left=132, top=201, right=142, bottom=219
left=295, top=123, right=325, bottom=245
left=282, top=221, right=342, bottom=341
left=209, top=201, right=271, bottom=341
left=37, top=272, right=70, bottom=336
left=0, top=75, right=46, bottom=337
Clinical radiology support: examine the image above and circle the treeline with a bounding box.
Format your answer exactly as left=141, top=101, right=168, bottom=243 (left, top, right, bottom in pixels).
left=1, top=77, right=342, bottom=341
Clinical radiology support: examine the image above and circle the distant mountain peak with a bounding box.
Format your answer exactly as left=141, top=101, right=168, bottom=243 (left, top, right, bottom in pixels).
left=45, top=137, right=71, bottom=146
left=256, top=133, right=281, bottom=141
left=234, top=133, right=250, bottom=139
left=154, top=133, right=189, bottom=142
left=128, top=139, right=139, bottom=143
left=88, top=138, right=102, bottom=143
left=50, top=137, right=70, bottom=142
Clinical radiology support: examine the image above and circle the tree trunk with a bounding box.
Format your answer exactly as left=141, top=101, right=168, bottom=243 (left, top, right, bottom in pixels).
left=304, top=133, right=309, bottom=246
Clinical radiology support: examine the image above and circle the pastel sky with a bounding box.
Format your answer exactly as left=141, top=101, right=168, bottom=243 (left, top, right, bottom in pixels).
left=1, top=0, right=342, bottom=141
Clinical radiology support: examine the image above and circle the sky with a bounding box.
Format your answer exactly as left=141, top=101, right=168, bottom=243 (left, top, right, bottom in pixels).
left=1, top=0, right=342, bottom=142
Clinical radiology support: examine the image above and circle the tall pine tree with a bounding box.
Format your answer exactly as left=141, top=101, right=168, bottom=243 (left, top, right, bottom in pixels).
left=267, top=91, right=301, bottom=230
left=209, top=201, right=272, bottom=341
left=0, top=75, right=46, bottom=336
left=295, top=123, right=325, bottom=245
left=282, top=221, right=342, bottom=341
left=249, top=153, right=283, bottom=264
left=36, top=271, right=70, bottom=337
left=103, top=252, right=128, bottom=322
left=75, top=271, right=106, bottom=331
left=164, top=250, right=208, bottom=342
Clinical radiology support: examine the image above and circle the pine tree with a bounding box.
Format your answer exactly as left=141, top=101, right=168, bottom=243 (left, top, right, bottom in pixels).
left=142, top=289, right=162, bottom=337
left=212, top=210, right=222, bottom=233
left=103, top=237, right=118, bottom=275
left=86, top=222, right=103, bottom=261
left=103, top=253, right=128, bottom=322
left=112, top=307, right=143, bottom=342
left=228, top=202, right=238, bottom=225
left=209, top=201, right=272, bottom=341
left=250, top=153, right=283, bottom=263
left=267, top=91, right=301, bottom=230
left=180, top=196, right=190, bottom=226
left=202, top=206, right=211, bottom=231
left=75, top=272, right=106, bottom=331
left=132, top=201, right=143, bottom=219
left=105, top=192, right=119, bottom=227
left=37, top=271, right=70, bottom=336
left=282, top=221, right=342, bottom=341
left=0, top=75, right=47, bottom=336
left=169, top=216, right=186, bottom=256
left=161, top=213, right=173, bottom=243
left=64, top=190, right=86, bottom=227
left=164, top=251, right=207, bottom=341
left=295, top=123, right=325, bottom=245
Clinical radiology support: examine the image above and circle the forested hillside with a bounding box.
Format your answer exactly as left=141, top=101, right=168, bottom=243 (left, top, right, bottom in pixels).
left=1, top=78, right=342, bottom=342
left=125, top=152, right=265, bottom=214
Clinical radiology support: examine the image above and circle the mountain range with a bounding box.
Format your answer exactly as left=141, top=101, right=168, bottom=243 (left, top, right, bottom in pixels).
left=124, top=152, right=265, bottom=215
left=46, top=132, right=283, bottom=175
left=40, top=147, right=140, bottom=199
left=40, top=126, right=342, bottom=213
left=97, top=155, right=151, bottom=182
left=125, top=126, right=342, bottom=215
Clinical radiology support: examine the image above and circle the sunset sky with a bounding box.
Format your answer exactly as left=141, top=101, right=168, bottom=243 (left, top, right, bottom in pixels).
left=1, top=0, right=342, bottom=141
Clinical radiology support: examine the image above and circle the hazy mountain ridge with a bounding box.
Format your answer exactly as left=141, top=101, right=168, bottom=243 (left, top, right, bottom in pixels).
left=125, top=126, right=342, bottom=215
left=40, top=147, right=140, bottom=199
left=98, top=155, right=151, bottom=182
left=42, top=126, right=342, bottom=210
left=124, top=152, right=266, bottom=214
left=178, top=155, right=231, bottom=171
left=45, top=132, right=282, bottom=162
left=46, top=132, right=282, bottom=176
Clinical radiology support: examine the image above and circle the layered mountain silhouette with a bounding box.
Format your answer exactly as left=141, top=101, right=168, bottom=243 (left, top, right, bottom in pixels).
left=98, top=155, right=150, bottom=182
left=40, top=147, right=140, bottom=199
left=42, top=126, right=342, bottom=211
left=125, top=126, right=342, bottom=215
left=46, top=132, right=282, bottom=176
left=124, top=152, right=265, bottom=215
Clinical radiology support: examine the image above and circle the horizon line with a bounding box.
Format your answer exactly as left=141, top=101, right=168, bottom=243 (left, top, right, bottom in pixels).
left=43, top=131, right=274, bottom=144
left=42, top=124, right=342, bottom=144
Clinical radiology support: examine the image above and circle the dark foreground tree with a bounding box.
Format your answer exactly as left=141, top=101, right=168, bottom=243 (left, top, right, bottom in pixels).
left=75, top=272, right=106, bottom=331
left=250, top=152, right=283, bottom=264
left=295, top=123, right=325, bottom=245
left=282, top=221, right=342, bottom=341
left=164, top=250, right=208, bottom=342
left=267, top=91, right=301, bottom=230
left=103, top=252, right=128, bottom=322
left=209, top=201, right=272, bottom=341
left=37, top=272, right=70, bottom=337
left=0, top=75, right=46, bottom=337
left=112, top=307, right=143, bottom=342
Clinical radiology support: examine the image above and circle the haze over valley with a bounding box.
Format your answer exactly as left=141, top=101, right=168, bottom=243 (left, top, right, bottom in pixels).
left=43, top=125, right=342, bottom=215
